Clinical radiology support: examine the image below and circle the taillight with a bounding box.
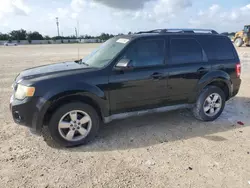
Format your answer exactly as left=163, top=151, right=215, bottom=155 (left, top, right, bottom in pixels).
left=236, top=63, right=241, bottom=78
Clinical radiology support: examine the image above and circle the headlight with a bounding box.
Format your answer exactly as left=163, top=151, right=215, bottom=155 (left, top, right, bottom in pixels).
left=15, top=84, right=35, bottom=100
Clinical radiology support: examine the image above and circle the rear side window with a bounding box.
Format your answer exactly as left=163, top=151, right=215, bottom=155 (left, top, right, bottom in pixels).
left=170, top=38, right=203, bottom=64
left=122, top=39, right=165, bottom=67
left=199, top=36, right=235, bottom=60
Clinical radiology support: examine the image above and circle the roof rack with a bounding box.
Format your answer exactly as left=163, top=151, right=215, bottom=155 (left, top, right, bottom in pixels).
left=136, top=28, right=218, bottom=34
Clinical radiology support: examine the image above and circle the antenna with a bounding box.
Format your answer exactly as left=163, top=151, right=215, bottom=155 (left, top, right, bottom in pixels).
left=56, top=17, right=60, bottom=36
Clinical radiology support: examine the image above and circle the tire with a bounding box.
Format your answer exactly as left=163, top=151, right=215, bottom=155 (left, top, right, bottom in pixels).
left=235, top=38, right=244, bottom=47
left=48, top=102, right=100, bottom=147
left=193, top=86, right=225, bottom=121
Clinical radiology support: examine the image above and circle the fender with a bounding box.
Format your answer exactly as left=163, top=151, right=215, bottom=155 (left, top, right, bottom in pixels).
left=33, top=81, right=109, bottom=131
left=190, top=70, right=232, bottom=102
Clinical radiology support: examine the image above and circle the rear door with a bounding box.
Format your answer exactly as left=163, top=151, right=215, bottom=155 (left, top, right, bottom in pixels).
left=167, top=36, right=210, bottom=104
left=198, top=35, right=240, bottom=85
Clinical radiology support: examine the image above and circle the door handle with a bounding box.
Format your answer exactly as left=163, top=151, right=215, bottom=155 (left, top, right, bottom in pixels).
left=197, top=67, right=209, bottom=73
left=151, top=72, right=163, bottom=79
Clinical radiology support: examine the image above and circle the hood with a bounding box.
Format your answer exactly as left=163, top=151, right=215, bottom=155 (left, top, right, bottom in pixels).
left=16, top=61, right=92, bottom=82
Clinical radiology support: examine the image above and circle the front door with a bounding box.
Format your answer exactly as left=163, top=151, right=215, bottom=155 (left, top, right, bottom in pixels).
left=109, top=38, right=168, bottom=114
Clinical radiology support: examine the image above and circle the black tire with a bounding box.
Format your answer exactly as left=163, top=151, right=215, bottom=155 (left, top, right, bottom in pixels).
left=193, top=86, right=225, bottom=121
left=48, top=102, right=100, bottom=147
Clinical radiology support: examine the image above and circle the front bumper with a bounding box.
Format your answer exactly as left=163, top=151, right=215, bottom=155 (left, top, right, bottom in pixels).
left=10, top=96, right=44, bottom=133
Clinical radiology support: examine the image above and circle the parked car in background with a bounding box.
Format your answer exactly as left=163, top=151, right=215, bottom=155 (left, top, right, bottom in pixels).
left=10, top=28, right=241, bottom=147
left=4, top=42, right=18, bottom=46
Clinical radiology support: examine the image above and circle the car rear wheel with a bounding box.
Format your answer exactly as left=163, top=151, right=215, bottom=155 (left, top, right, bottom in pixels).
left=48, top=102, right=100, bottom=147
left=193, top=86, right=225, bottom=121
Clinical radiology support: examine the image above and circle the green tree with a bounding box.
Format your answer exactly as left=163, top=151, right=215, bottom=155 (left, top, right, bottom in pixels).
left=99, top=33, right=112, bottom=41
left=27, top=31, right=44, bottom=40
left=52, top=36, right=61, bottom=40
left=83, top=35, right=93, bottom=39
left=44, top=35, right=51, bottom=40
left=0, top=33, right=10, bottom=40
left=9, top=29, right=27, bottom=40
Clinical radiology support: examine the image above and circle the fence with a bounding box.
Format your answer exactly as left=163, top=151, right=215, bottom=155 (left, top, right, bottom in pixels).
left=0, top=39, right=102, bottom=45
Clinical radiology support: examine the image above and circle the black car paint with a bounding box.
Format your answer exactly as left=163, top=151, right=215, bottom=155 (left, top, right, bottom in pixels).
left=10, top=34, right=241, bottom=133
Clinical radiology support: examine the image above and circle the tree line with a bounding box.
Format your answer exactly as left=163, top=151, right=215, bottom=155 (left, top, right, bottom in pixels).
left=0, top=29, right=127, bottom=42
left=0, top=29, right=236, bottom=42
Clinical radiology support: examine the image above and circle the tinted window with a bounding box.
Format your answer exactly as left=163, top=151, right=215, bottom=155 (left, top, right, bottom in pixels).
left=198, top=36, right=235, bottom=60
left=122, top=39, right=164, bottom=67
left=170, top=39, right=203, bottom=64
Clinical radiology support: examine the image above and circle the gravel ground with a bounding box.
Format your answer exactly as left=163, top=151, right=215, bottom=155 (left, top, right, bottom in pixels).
left=0, top=44, right=250, bottom=188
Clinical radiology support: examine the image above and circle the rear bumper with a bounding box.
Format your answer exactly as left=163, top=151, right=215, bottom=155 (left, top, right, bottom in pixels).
left=231, top=78, right=241, bottom=98
left=10, top=96, right=45, bottom=133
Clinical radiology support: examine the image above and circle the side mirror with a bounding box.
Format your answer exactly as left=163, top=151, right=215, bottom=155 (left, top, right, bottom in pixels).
left=114, top=59, right=133, bottom=71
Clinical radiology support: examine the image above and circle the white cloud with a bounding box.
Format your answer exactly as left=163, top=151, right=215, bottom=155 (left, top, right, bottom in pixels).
left=3, top=0, right=250, bottom=37
left=0, top=0, right=30, bottom=19
left=189, top=4, right=250, bottom=32
left=71, top=12, right=78, bottom=19
left=241, top=4, right=250, bottom=11
left=93, top=0, right=151, bottom=10
left=49, top=0, right=94, bottom=20
left=113, top=0, right=192, bottom=23
left=48, top=8, right=70, bottom=20
left=71, top=0, right=86, bottom=13
left=209, top=4, right=220, bottom=12
left=153, top=0, right=192, bottom=22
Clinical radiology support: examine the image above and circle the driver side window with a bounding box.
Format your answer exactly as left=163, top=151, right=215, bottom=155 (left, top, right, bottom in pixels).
left=122, top=39, right=165, bottom=67
left=244, top=26, right=249, bottom=32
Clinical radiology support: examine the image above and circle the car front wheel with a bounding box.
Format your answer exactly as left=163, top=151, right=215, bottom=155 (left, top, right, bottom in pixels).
left=48, top=102, right=100, bottom=147
left=193, top=86, right=226, bottom=121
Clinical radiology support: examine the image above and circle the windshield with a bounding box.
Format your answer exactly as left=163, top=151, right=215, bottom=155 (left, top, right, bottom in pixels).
left=82, top=37, right=129, bottom=68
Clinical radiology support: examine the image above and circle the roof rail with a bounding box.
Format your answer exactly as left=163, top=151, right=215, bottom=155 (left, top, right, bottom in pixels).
left=136, top=28, right=218, bottom=34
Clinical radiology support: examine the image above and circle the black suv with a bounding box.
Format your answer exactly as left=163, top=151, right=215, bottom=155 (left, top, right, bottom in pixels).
left=10, top=29, right=241, bottom=146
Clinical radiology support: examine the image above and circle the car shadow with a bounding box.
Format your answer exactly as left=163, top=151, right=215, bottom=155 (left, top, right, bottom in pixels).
left=43, top=96, right=250, bottom=151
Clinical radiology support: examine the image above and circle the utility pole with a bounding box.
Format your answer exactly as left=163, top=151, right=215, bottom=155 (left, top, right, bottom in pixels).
left=56, top=17, right=60, bottom=36
left=77, top=21, right=79, bottom=37
left=75, top=27, right=78, bottom=38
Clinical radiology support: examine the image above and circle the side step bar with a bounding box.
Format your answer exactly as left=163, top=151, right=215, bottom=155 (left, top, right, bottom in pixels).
left=104, top=104, right=193, bottom=123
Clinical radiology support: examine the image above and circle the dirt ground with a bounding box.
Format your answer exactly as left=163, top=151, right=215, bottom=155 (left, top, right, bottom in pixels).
left=0, top=44, right=250, bottom=188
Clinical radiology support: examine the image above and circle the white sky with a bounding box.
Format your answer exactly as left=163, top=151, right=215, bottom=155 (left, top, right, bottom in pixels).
left=0, top=0, right=250, bottom=36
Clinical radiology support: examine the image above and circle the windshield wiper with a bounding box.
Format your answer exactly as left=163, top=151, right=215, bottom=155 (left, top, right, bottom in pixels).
left=75, top=59, right=89, bottom=66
